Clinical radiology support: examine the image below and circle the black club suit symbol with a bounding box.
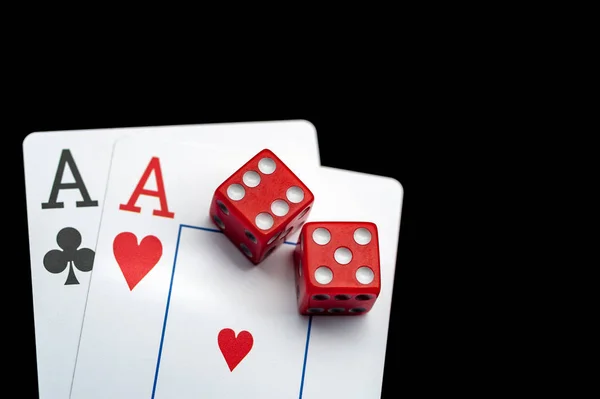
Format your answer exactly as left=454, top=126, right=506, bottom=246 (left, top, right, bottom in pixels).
left=43, top=227, right=95, bottom=285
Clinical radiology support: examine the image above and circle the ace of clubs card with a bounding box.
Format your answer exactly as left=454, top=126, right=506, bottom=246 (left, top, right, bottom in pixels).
left=70, top=137, right=403, bottom=398
left=22, top=120, right=321, bottom=399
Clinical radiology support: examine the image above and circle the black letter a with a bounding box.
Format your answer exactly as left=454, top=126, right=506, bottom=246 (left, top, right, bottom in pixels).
left=41, top=149, right=99, bottom=209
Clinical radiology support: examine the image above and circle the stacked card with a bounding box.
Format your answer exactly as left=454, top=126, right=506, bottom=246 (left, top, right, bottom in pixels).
left=23, top=120, right=403, bottom=399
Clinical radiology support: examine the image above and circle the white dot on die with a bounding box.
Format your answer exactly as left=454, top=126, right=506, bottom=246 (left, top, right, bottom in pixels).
left=212, top=214, right=225, bottom=230
left=314, top=266, right=333, bottom=284
left=286, top=186, right=304, bottom=203
left=258, top=157, right=276, bottom=174
left=271, top=199, right=289, bottom=216
left=353, top=228, right=372, bottom=245
left=312, top=228, right=331, bottom=245
left=255, top=212, right=274, bottom=230
left=280, top=226, right=293, bottom=239
left=334, top=247, right=352, bottom=265
left=227, top=184, right=245, bottom=201
left=267, top=231, right=281, bottom=244
left=297, top=206, right=311, bottom=219
left=356, top=266, right=374, bottom=284
left=242, top=171, right=261, bottom=187
left=240, top=243, right=253, bottom=258
left=216, top=200, right=229, bottom=215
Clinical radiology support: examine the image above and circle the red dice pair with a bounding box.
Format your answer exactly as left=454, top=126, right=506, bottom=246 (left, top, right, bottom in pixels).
left=209, top=149, right=381, bottom=315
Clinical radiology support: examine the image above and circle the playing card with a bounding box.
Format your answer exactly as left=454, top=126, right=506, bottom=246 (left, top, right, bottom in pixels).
left=70, top=137, right=402, bottom=398
left=22, top=120, right=320, bottom=399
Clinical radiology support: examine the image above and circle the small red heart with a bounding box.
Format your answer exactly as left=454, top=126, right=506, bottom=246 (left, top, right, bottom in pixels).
left=113, top=232, right=162, bottom=290
left=218, top=328, right=254, bottom=372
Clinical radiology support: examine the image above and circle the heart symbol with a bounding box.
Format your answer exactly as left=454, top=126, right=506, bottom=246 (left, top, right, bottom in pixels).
left=113, top=232, right=162, bottom=290
left=218, top=328, right=253, bottom=372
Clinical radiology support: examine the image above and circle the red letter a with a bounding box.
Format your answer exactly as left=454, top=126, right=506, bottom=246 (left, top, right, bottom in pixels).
left=119, top=157, right=175, bottom=218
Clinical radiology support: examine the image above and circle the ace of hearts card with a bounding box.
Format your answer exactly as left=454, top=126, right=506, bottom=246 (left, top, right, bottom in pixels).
left=22, top=120, right=321, bottom=399
left=70, top=137, right=403, bottom=399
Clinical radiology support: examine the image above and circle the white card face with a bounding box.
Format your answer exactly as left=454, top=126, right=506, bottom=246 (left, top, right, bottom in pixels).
left=22, top=120, right=320, bottom=399
left=70, top=137, right=403, bottom=399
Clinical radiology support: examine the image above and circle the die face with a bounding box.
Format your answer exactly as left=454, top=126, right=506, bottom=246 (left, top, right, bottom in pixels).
left=294, top=222, right=381, bottom=315
left=211, top=149, right=314, bottom=264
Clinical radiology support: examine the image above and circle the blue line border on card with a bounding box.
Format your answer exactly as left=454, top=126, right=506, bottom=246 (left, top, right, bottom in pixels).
left=151, top=224, right=312, bottom=399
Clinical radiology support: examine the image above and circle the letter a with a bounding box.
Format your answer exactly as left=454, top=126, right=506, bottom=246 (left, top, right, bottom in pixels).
left=119, top=157, right=175, bottom=218
left=41, top=149, right=99, bottom=209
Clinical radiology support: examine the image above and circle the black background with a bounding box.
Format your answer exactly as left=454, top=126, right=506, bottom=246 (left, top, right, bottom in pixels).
left=11, top=93, right=427, bottom=398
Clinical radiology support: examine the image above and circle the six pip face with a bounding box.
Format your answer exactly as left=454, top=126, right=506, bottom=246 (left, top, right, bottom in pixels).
left=210, top=149, right=382, bottom=315
left=294, top=222, right=381, bottom=316
left=209, top=149, right=314, bottom=264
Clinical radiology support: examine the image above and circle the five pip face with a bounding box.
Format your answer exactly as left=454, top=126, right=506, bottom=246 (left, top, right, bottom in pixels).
left=210, top=148, right=381, bottom=315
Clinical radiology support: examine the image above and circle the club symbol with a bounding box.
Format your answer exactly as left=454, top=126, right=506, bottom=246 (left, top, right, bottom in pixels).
left=43, top=227, right=95, bottom=285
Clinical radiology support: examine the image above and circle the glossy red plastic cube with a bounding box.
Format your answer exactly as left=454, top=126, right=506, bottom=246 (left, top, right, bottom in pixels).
left=293, top=222, right=381, bottom=315
left=210, top=149, right=314, bottom=264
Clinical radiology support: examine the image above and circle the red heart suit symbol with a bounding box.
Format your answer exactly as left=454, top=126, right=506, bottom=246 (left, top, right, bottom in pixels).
left=113, top=232, right=162, bottom=291
left=218, top=328, right=254, bottom=372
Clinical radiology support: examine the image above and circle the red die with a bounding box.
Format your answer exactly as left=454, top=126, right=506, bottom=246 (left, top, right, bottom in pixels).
left=293, top=222, right=381, bottom=315
left=210, top=149, right=314, bottom=264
